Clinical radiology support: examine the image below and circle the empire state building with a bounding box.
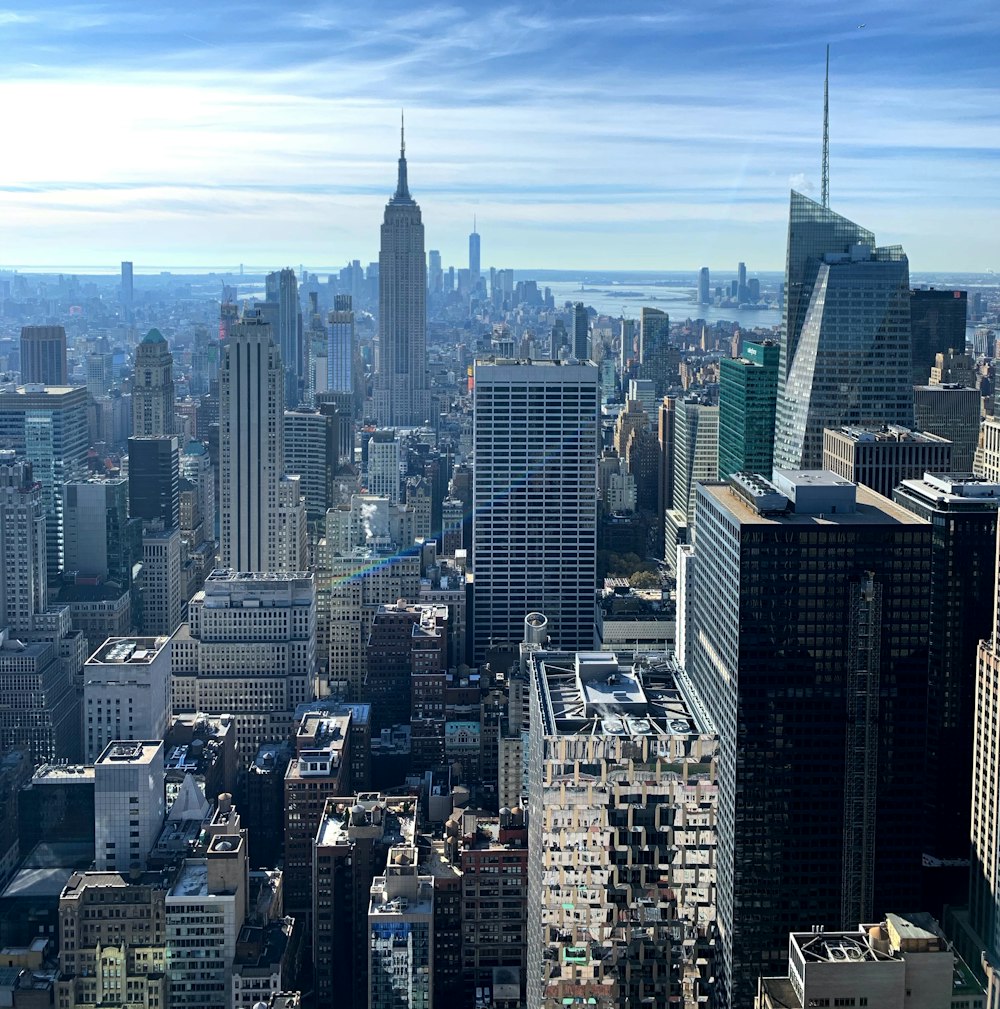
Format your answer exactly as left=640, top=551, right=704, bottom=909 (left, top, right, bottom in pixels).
left=373, top=121, right=430, bottom=427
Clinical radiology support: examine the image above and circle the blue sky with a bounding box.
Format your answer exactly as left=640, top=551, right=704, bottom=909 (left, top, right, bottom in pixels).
left=0, top=0, right=997, bottom=272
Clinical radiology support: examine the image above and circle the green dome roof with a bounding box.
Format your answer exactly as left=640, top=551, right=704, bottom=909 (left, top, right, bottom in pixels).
left=142, top=328, right=166, bottom=344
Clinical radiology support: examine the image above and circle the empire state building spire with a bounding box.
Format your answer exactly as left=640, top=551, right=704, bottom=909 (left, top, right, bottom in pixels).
left=393, top=110, right=412, bottom=204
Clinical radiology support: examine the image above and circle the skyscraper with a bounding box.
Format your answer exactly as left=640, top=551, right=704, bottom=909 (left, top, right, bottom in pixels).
left=0, top=384, right=89, bottom=578
left=697, top=267, right=710, bottom=306
left=64, top=477, right=132, bottom=587
left=689, top=471, right=931, bottom=1005
left=0, top=456, right=47, bottom=635
left=472, top=358, right=599, bottom=660
left=266, top=267, right=302, bottom=407
left=893, top=474, right=1000, bottom=873
left=373, top=121, right=429, bottom=427
left=469, top=219, right=480, bottom=286
left=911, top=288, right=968, bottom=385
left=327, top=294, right=356, bottom=396
left=131, top=328, right=175, bottom=437
left=219, top=314, right=284, bottom=572
left=636, top=307, right=674, bottom=392
left=20, top=325, right=67, bottom=386
left=120, top=261, right=134, bottom=322
left=572, top=302, right=589, bottom=361
left=428, top=249, right=443, bottom=295
left=737, top=260, right=747, bottom=302
left=526, top=646, right=720, bottom=1009
left=128, top=436, right=179, bottom=531
left=663, top=398, right=718, bottom=571
left=717, top=339, right=779, bottom=480
left=913, top=383, right=982, bottom=472
left=773, top=192, right=913, bottom=470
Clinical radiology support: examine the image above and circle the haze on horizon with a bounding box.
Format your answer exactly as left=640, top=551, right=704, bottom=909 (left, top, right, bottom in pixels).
left=0, top=0, right=997, bottom=273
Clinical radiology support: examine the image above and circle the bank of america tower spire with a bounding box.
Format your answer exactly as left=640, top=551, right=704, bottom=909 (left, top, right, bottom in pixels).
left=373, top=115, right=430, bottom=427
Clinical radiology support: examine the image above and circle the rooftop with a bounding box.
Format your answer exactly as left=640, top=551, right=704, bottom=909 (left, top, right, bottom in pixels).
left=95, top=740, right=162, bottom=767
left=704, top=478, right=926, bottom=528
left=168, top=860, right=209, bottom=898
left=532, top=650, right=715, bottom=738
left=827, top=424, right=952, bottom=445
left=316, top=794, right=416, bottom=849
left=88, top=636, right=169, bottom=666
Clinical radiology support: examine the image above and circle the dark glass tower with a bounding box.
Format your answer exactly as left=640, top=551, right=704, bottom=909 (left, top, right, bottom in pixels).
left=128, top=435, right=179, bottom=531
left=689, top=472, right=931, bottom=1006
left=910, top=288, right=968, bottom=385
left=892, top=475, right=1000, bottom=893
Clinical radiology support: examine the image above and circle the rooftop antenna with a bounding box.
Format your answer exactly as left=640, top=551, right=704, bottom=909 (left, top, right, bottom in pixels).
left=821, top=43, right=830, bottom=208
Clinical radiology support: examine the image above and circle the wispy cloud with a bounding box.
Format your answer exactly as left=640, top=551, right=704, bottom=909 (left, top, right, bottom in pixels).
left=0, top=0, right=997, bottom=270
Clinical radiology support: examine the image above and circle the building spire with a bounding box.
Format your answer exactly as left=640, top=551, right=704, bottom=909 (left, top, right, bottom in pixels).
left=822, top=44, right=830, bottom=209
left=394, top=110, right=411, bottom=202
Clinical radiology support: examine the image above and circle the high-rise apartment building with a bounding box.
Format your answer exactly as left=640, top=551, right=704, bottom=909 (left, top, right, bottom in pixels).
left=822, top=425, right=953, bottom=498
left=19, top=325, right=67, bottom=386
left=266, top=267, right=302, bottom=408
left=132, top=328, right=175, bottom=436
left=367, top=429, right=401, bottom=502
left=220, top=314, right=285, bottom=572
left=472, top=359, right=599, bottom=660
left=893, top=474, right=1000, bottom=871
left=911, top=288, right=968, bottom=385
left=0, top=457, right=47, bottom=635
left=0, top=384, right=89, bottom=578
left=638, top=307, right=676, bottom=396
left=773, top=192, right=913, bottom=470
left=689, top=471, right=932, bottom=1005
left=718, top=339, right=779, bottom=480
left=170, top=569, right=317, bottom=759
left=83, top=637, right=172, bottom=762
left=913, top=384, right=982, bottom=472
left=128, top=435, right=180, bottom=531
left=94, top=739, right=165, bottom=872
left=373, top=124, right=429, bottom=427
left=328, top=293, right=357, bottom=398
left=572, top=302, right=589, bottom=361
left=283, top=711, right=353, bottom=930
left=368, top=845, right=435, bottom=1009
left=526, top=647, right=720, bottom=1009
left=313, top=796, right=418, bottom=1009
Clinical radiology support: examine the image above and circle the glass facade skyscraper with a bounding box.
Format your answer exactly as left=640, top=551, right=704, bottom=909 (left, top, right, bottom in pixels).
left=718, top=339, right=779, bottom=480
left=774, top=192, right=913, bottom=470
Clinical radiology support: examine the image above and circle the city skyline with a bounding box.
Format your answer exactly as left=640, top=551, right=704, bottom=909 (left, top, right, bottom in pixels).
left=0, top=1, right=997, bottom=271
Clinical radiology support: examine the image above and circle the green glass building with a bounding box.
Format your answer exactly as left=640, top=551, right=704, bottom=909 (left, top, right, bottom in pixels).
left=717, top=339, right=779, bottom=480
